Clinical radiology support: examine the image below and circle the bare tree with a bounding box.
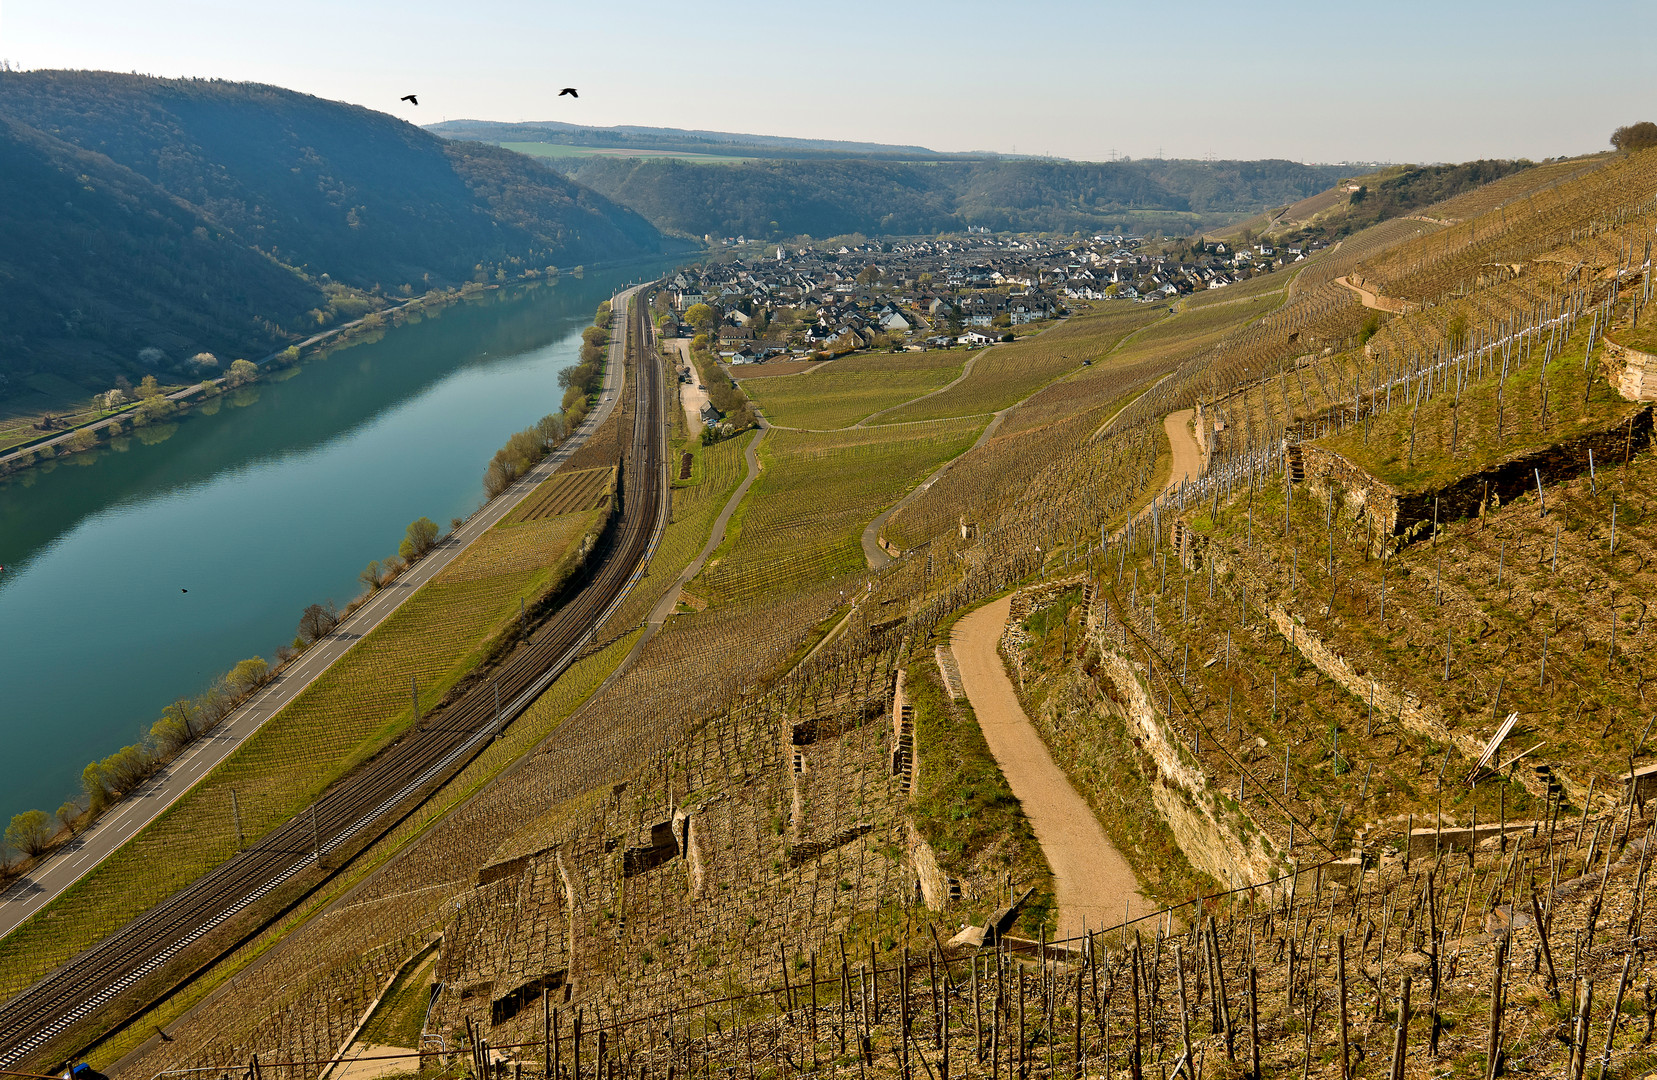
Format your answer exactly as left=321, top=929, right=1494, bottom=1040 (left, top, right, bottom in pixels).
left=297, top=601, right=340, bottom=645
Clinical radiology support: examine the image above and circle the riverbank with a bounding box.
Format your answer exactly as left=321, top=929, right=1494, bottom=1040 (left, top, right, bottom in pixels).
left=0, top=271, right=658, bottom=838
left=0, top=251, right=693, bottom=479
left=0, top=287, right=644, bottom=958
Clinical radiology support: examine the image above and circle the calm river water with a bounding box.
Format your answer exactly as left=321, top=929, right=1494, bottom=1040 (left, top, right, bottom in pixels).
left=0, top=267, right=660, bottom=828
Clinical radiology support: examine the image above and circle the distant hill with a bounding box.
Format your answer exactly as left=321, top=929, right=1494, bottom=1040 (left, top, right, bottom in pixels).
left=0, top=71, right=668, bottom=407
left=530, top=155, right=1351, bottom=240
left=1219, top=160, right=1538, bottom=244
left=425, top=119, right=949, bottom=160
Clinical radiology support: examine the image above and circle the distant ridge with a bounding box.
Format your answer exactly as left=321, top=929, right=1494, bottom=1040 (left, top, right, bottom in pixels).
left=425, top=119, right=986, bottom=161
left=0, top=71, right=669, bottom=402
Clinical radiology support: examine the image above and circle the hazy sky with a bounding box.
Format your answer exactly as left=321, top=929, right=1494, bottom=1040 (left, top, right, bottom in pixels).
left=3, top=0, right=1651, bottom=163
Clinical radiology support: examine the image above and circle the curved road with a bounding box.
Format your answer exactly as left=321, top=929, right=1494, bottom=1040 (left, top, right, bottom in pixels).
left=0, top=287, right=669, bottom=1070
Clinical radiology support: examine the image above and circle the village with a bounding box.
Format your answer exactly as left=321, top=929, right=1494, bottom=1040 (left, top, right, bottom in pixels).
left=662, top=231, right=1325, bottom=363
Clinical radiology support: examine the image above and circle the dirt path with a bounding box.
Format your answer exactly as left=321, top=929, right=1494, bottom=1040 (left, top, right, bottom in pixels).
left=952, top=597, right=1151, bottom=939
left=1334, top=275, right=1411, bottom=314
left=1162, top=408, right=1204, bottom=489
left=667, top=338, right=711, bottom=434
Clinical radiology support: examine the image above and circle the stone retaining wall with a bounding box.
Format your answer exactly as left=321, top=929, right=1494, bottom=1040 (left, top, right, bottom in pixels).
left=1300, top=404, right=1654, bottom=552
left=1605, top=340, right=1657, bottom=401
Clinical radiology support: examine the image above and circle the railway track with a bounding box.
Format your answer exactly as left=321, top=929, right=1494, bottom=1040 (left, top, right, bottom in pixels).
left=0, top=289, right=669, bottom=1068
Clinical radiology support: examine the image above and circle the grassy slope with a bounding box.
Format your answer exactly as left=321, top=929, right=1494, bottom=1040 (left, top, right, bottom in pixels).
left=0, top=504, right=606, bottom=996
left=742, top=352, right=963, bottom=429
left=905, top=652, right=1054, bottom=935
left=1318, top=330, right=1636, bottom=492
left=879, top=307, right=1160, bottom=423
left=697, top=418, right=983, bottom=604
left=598, top=433, right=749, bottom=634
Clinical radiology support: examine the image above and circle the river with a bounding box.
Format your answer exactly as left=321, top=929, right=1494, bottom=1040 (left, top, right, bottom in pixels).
left=0, top=267, right=663, bottom=829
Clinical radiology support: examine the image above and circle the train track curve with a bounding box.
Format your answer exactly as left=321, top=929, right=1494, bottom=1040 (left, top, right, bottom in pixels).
left=0, top=288, right=669, bottom=1069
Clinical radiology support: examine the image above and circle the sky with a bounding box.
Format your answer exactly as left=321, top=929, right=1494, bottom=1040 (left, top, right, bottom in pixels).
left=2, top=0, right=1652, bottom=164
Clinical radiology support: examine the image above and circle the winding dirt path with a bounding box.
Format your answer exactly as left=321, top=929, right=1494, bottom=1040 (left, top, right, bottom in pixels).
left=952, top=597, right=1152, bottom=939
left=1334, top=275, right=1410, bottom=314
left=1163, top=408, right=1204, bottom=488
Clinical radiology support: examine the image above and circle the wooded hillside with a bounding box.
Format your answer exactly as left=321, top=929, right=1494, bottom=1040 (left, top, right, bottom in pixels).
left=0, top=71, right=667, bottom=407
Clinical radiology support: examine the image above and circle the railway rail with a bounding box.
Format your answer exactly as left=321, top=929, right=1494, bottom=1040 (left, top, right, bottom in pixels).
left=0, top=289, right=669, bottom=1068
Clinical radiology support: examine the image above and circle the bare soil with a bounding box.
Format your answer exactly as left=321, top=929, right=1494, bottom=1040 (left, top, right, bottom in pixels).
left=951, top=597, right=1151, bottom=939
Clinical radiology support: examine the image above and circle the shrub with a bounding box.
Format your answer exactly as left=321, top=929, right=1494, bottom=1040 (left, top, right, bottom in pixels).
left=4, top=810, right=52, bottom=857
left=1611, top=122, right=1657, bottom=152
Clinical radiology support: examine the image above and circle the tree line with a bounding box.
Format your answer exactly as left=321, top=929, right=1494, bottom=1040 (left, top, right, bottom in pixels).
left=483, top=301, right=612, bottom=498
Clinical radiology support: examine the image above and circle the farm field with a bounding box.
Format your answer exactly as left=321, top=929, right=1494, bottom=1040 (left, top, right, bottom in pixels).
left=999, top=275, right=1299, bottom=436
left=1318, top=328, right=1635, bottom=492
left=696, top=417, right=983, bottom=603
left=0, top=501, right=608, bottom=997
left=878, top=305, right=1161, bottom=423
left=727, top=360, right=819, bottom=379
left=508, top=466, right=614, bottom=523
left=596, top=434, right=750, bottom=637
left=741, top=351, right=962, bottom=429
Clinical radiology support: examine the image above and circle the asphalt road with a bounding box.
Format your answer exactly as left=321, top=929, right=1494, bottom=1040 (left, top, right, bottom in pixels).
left=0, top=287, right=641, bottom=943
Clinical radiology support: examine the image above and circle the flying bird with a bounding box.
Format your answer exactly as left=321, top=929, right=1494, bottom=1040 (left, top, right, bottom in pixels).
left=558, top=88, right=579, bottom=99
left=400, top=94, right=419, bottom=105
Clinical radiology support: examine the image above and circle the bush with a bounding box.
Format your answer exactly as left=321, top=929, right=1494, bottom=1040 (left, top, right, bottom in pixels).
left=1611, top=122, right=1657, bottom=152
left=227, top=358, right=258, bottom=386
left=483, top=411, right=569, bottom=498
left=5, top=810, right=53, bottom=858
left=398, top=517, right=440, bottom=562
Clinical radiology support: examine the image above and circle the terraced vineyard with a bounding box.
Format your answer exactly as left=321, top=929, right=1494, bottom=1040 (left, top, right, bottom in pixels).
left=508, top=466, right=615, bottom=523
left=698, top=418, right=984, bottom=603
left=741, top=352, right=962, bottom=429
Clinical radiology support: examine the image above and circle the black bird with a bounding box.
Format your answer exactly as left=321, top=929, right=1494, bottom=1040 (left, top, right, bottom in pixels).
left=400, top=94, right=419, bottom=105
left=558, top=87, right=579, bottom=99
left=181, top=588, right=188, bottom=594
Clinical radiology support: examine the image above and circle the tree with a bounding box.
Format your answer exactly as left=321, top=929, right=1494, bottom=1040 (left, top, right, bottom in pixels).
left=360, top=559, right=386, bottom=591
left=152, top=695, right=210, bottom=752
left=297, top=601, right=340, bottom=645
left=399, top=517, right=440, bottom=562
left=186, top=351, right=220, bottom=376
left=57, top=801, right=82, bottom=837
left=227, top=359, right=258, bottom=386
left=138, top=375, right=162, bottom=399
left=83, top=761, right=114, bottom=813
left=683, top=303, right=718, bottom=331
left=5, top=810, right=52, bottom=857
left=1612, top=122, right=1657, bottom=152
left=227, top=657, right=270, bottom=694
left=857, top=265, right=883, bottom=285
left=100, top=388, right=129, bottom=411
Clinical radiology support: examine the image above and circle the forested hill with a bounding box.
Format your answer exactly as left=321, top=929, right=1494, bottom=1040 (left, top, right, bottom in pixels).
left=0, top=71, right=667, bottom=403
left=539, top=156, right=1352, bottom=239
